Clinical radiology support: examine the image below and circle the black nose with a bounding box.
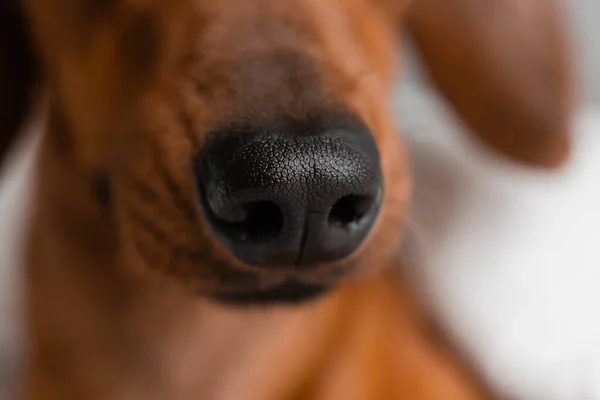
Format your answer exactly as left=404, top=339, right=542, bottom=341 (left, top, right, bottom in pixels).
left=195, top=115, right=383, bottom=267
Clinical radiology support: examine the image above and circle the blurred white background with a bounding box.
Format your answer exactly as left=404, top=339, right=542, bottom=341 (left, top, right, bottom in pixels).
left=1, top=0, right=599, bottom=398
left=393, top=1, right=600, bottom=399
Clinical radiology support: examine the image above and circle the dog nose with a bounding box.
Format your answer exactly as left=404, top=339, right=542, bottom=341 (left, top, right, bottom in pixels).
left=195, top=116, right=383, bottom=267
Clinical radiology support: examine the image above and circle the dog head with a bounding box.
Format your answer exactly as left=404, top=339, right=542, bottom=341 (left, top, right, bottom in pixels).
left=4, top=0, right=574, bottom=306
left=20, top=0, right=411, bottom=305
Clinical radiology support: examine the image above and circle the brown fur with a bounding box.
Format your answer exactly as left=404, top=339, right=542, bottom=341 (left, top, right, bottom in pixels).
left=0, top=0, right=574, bottom=399
left=406, top=0, right=575, bottom=167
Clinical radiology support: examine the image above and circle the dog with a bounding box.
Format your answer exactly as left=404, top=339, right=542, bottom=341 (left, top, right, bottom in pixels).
left=0, top=0, right=574, bottom=398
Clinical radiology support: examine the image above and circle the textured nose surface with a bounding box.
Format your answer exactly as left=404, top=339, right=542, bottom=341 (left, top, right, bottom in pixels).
left=195, top=117, right=383, bottom=267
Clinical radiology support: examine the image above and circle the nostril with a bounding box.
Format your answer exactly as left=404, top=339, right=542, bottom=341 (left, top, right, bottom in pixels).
left=328, top=195, right=374, bottom=230
left=245, top=201, right=284, bottom=241
left=220, top=201, right=284, bottom=243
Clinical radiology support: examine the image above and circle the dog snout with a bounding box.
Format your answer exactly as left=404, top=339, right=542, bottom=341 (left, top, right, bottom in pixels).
left=195, top=115, right=383, bottom=268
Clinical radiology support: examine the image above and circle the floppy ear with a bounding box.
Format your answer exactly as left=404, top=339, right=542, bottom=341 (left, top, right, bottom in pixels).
left=405, top=0, right=575, bottom=168
left=0, top=0, right=39, bottom=166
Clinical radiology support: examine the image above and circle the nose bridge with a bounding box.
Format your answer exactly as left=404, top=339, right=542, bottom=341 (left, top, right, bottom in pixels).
left=235, top=51, right=330, bottom=112
left=208, top=0, right=317, bottom=53
left=193, top=1, right=342, bottom=116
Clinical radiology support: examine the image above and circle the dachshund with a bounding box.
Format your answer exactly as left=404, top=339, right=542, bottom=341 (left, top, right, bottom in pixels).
left=0, top=0, right=574, bottom=399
